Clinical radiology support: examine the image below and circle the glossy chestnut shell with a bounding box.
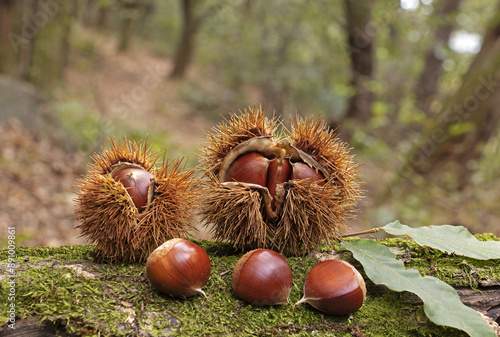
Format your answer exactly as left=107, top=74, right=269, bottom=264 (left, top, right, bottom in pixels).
left=232, top=249, right=293, bottom=306
left=294, top=259, right=366, bottom=315
left=146, top=238, right=211, bottom=298
left=114, top=167, right=154, bottom=213
left=225, top=152, right=324, bottom=199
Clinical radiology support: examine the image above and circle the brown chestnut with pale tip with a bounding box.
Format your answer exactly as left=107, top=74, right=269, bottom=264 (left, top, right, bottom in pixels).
left=114, top=167, right=154, bottom=213
left=232, top=249, right=293, bottom=306
left=146, top=238, right=211, bottom=298
left=294, top=259, right=366, bottom=315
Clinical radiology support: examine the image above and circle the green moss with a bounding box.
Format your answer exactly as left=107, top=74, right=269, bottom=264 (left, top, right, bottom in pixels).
left=369, top=235, right=500, bottom=288
left=473, top=232, right=500, bottom=242
left=0, top=239, right=497, bottom=336
left=0, top=245, right=94, bottom=262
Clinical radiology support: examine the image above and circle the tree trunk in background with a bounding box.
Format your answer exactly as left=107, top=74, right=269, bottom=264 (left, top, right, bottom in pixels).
left=169, top=0, right=198, bottom=80
left=117, top=0, right=139, bottom=52
left=259, top=24, right=293, bottom=114
left=82, top=0, right=98, bottom=26
left=413, top=0, right=463, bottom=116
left=0, top=0, right=15, bottom=75
left=97, top=3, right=112, bottom=31
left=19, top=0, right=39, bottom=81
left=58, top=2, right=77, bottom=79
left=404, top=2, right=500, bottom=189
left=137, top=0, right=155, bottom=34
left=343, top=0, right=375, bottom=124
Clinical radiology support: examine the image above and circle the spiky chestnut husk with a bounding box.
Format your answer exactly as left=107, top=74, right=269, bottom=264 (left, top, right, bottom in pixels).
left=199, top=106, right=360, bottom=255
left=74, top=137, right=199, bottom=263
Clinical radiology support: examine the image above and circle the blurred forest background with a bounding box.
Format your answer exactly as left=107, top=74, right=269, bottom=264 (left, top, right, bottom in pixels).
left=1, top=0, right=500, bottom=249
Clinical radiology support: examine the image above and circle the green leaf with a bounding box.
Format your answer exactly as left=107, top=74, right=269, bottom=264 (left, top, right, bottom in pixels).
left=341, top=239, right=496, bottom=337
left=381, top=221, right=500, bottom=260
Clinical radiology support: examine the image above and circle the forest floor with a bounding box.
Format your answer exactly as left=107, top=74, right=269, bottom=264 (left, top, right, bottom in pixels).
left=0, top=29, right=216, bottom=248
left=2, top=28, right=500, bottom=249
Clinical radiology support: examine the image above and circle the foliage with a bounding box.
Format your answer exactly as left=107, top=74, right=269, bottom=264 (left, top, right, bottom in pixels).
left=341, top=222, right=500, bottom=336
left=381, top=221, right=500, bottom=259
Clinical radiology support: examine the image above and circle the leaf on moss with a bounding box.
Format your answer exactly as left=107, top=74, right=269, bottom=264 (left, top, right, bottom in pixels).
left=381, top=221, right=500, bottom=260
left=340, top=239, right=496, bottom=337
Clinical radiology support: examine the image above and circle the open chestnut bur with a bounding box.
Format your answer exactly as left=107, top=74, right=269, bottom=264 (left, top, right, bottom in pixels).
left=199, top=107, right=361, bottom=255
left=75, top=137, right=199, bottom=263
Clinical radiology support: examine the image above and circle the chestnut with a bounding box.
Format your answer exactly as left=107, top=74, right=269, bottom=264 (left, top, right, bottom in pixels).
left=113, top=167, right=154, bottom=213
left=291, top=162, right=325, bottom=185
left=266, top=157, right=292, bottom=198
left=226, top=152, right=325, bottom=199
left=226, top=152, right=270, bottom=187
left=232, top=249, right=293, bottom=306
left=294, top=259, right=366, bottom=315
left=146, top=238, right=211, bottom=298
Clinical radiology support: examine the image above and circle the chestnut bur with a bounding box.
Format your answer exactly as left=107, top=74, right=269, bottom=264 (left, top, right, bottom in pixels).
left=74, top=137, right=199, bottom=263
left=199, top=107, right=360, bottom=255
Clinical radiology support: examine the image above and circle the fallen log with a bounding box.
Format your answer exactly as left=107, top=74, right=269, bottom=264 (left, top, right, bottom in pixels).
left=1, top=237, right=499, bottom=336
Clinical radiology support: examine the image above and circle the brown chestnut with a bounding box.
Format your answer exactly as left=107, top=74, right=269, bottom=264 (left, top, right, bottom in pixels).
left=146, top=238, right=211, bottom=298
left=266, top=158, right=292, bottom=198
left=226, top=152, right=270, bottom=187
left=225, top=152, right=326, bottom=199
left=294, top=259, right=366, bottom=315
left=232, top=249, right=293, bottom=306
left=291, top=162, right=325, bottom=185
left=114, top=167, right=154, bottom=213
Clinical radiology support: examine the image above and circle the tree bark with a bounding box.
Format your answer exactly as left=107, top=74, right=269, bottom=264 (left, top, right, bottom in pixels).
left=58, top=2, right=77, bottom=79
left=169, top=0, right=198, bottom=80
left=117, top=0, right=139, bottom=52
left=0, top=0, right=15, bottom=75
left=404, top=1, right=500, bottom=189
left=82, top=0, right=98, bottom=26
left=19, top=0, right=39, bottom=81
left=97, top=2, right=112, bottom=31
left=169, top=0, right=198, bottom=79
left=258, top=22, right=293, bottom=114
left=168, top=0, right=222, bottom=80
left=413, top=0, right=463, bottom=116
left=343, top=0, right=375, bottom=123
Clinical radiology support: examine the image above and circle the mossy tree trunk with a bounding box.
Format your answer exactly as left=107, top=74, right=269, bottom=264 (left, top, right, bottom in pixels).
left=1, top=238, right=499, bottom=336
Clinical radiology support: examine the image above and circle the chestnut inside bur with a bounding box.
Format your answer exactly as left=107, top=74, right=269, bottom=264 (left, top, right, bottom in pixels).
left=114, top=167, right=154, bottom=213
left=294, top=259, right=366, bottom=315
left=225, top=152, right=324, bottom=198
left=232, top=249, right=293, bottom=306
left=200, top=108, right=361, bottom=255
